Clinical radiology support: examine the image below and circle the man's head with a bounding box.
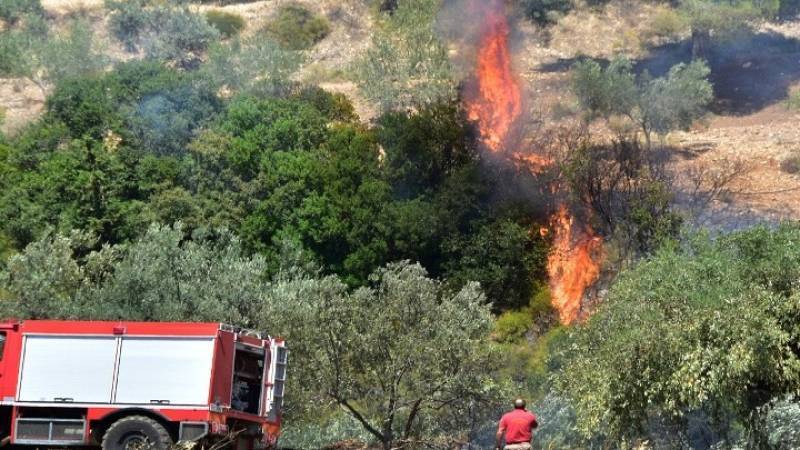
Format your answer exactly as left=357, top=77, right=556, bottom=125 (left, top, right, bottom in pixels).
left=514, top=398, right=526, bottom=409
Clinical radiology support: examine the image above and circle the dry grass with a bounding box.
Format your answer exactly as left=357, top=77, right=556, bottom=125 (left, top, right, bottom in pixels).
left=0, top=78, right=45, bottom=136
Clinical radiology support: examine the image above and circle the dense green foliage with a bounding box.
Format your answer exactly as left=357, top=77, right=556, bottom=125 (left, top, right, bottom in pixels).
left=266, top=4, right=331, bottom=51
left=265, top=262, right=505, bottom=449
left=556, top=225, right=800, bottom=446
left=0, top=60, right=545, bottom=310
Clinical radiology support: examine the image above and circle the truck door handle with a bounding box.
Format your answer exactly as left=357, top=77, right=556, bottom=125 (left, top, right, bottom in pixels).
left=149, top=400, right=170, bottom=405
left=54, top=397, right=74, bottom=402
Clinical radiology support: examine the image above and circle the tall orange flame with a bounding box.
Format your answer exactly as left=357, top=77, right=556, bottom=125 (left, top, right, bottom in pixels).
left=545, top=206, right=603, bottom=324
left=466, top=2, right=521, bottom=152
left=465, top=1, right=602, bottom=324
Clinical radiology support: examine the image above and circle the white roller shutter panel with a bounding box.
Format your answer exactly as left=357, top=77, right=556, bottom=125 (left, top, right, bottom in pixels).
left=18, top=336, right=117, bottom=403
left=115, top=337, right=215, bottom=405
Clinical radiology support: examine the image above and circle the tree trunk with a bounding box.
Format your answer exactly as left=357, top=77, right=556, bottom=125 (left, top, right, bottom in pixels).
left=691, top=28, right=710, bottom=60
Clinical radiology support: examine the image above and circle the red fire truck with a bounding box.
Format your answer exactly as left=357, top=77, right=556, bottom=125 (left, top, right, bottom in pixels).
left=0, top=320, right=287, bottom=450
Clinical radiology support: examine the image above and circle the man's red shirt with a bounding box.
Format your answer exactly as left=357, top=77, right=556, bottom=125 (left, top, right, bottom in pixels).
left=499, top=408, right=538, bottom=444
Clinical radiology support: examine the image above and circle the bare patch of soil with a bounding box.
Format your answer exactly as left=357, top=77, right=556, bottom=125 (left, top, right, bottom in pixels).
left=0, top=79, right=45, bottom=136
left=513, top=1, right=800, bottom=227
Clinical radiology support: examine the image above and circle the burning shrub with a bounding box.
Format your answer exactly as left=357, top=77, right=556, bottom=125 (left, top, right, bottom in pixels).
left=205, top=10, right=245, bottom=38
left=562, top=137, right=682, bottom=255
left=265, top=4, right=330, bottom=51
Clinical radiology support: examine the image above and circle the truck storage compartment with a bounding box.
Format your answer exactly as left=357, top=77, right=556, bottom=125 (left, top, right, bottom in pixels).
left=18, top=336, right=117, bottom=403
left=231, top=344, right=264, bottom=415
left=115, top=337, right=215, bottom=405
left=15, top=418, right=85, bottom=444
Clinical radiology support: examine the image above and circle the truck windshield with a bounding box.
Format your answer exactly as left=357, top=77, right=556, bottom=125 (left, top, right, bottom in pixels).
left=231, top=345, right=264, bottom=415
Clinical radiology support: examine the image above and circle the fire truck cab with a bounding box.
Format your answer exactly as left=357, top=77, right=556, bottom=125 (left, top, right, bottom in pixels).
left=0, top=320, right=288, bottom=450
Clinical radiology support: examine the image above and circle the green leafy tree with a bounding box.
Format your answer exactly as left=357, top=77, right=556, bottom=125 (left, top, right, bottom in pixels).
left=0, top=224, right=269, bottom=324
left=572, top=57, right=713, bottom=147
left=443, top=219, right=548, bottom=310
left=555, top=225, right=800, bottom=445
left=0, top=231, right=91, bottom=318
left=87, top=224, right=267, bottom=324
left=259, top=261, right=501, bottom=450
left=141, top=6, right=220, bottom=69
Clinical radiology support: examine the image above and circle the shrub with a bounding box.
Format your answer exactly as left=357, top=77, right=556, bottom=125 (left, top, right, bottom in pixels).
left=780, top=151, right=800, bottom=174
left=517, top=0, right=572, bottom=25
left=141, top=7, right=220, bottom=69
left=0, top=0, right=43, bottom=26
left=266, top=4, right=331, bottom=50
left=643, top=7, right=688, bottom=42
left=106, top=0, right=150, bottom=51
left=494, top=310, right=534, bottom=343
left=786, top=89, right=800, bottom=110
left=0, top=33, right=25, bottom=76
left=107, top=1, right=221, bottom=65
left=205, top=10, right=245, bottom=38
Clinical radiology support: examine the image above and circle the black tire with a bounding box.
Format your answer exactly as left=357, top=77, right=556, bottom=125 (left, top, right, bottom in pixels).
left=102, top=415, right=173, bottom=450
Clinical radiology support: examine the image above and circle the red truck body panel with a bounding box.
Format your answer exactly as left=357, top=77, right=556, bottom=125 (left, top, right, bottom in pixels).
left=0, top=320, right=287, bottom=448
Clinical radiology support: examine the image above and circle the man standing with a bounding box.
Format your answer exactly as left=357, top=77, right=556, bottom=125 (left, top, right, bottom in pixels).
left=495, top=398, right=538, bottom=450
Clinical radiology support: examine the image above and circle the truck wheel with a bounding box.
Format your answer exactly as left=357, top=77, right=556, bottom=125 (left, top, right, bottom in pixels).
left=102, top=416, right=173, bottom=450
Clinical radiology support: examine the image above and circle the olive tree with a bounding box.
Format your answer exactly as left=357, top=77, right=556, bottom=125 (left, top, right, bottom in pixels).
left=260, top=261, right=502, bottom=449
left=0, top=224, right=269, bottom=324
left=355, top=0, right=456, bottom=111
left=202, top=36, right=303, bottom=95
left=554, top=225, right=800, bottom=445
left=0, top=17, right=107, bottom=96
left=572, top=57, right=713, bottom=148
